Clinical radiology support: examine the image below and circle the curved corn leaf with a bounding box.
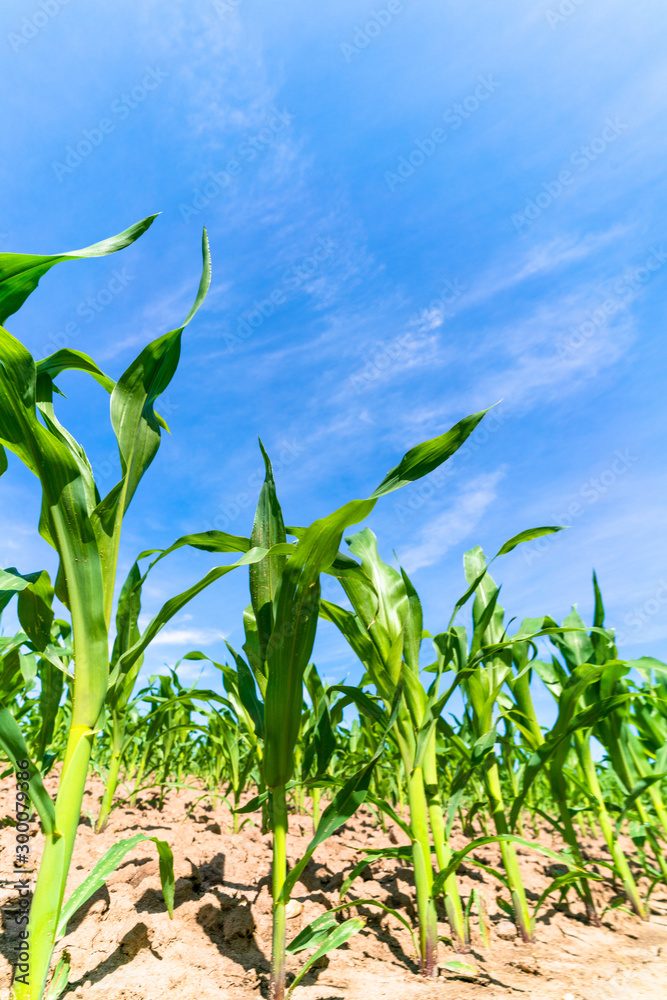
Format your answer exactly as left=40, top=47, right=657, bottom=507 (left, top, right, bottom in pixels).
left=110, top=545, right=283, bottom=687
left=280, top=753, right=381, bottom=902
left=0, top=708, right=56, bottom=834
left=339, top=846, right=412, bottom=898
left=531, top=869, right=602, bottom=925
left=286, top=917, right=365, bottom=996
left=432, top=833, right=581, bottom=897
left=94, top=227, right=211, bottom=573
left=495, top=526, right=565, bottom=556
left=370, top=408, right=489, bottom=497
left=56, top=832, right=174, bottom=938
left=288, top=897, right=416, bottom=955
left=36, top=349, right=115, bottom=396
left=0, top=215, right=157, bottom=324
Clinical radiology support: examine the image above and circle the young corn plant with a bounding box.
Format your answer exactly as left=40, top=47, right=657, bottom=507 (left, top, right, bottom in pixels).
left=540, top=597, right=648, bottom=918
left=439, top=536, right=569, bottom=942
left=321, top=527, right=466, bottom=966
left=236, top=412, right=491, bottom=998
left=449, top=554, right=605, bottom=926
left=0, top=216, right=216, bottom=1000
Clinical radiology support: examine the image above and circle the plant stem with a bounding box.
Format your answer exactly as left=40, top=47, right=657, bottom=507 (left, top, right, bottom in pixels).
left=576, top=732, right=646, bottom=919
left=406, top=766, right=438, bottom=976
left=484, top=758, right=532, bottom=941
left=15, top=726, right=94, bottom=1000
left=548, top=761, right=599, bottom=925
left=271, top=783, right=288, bottom=1000
left=96, top=714, right=124, bottom=833
left=424, top=736, right=466, bottom=950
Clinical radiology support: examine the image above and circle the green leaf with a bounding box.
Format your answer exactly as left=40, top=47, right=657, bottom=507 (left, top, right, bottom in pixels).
left=95, top=227, right=211, bottom=546
left=495, top=526, right=565, bottom=556
left=224, top=641, right=265, bottom=739
left=43, top=951, right=71, bottom=1000
left=0, top=215, right=157, bottom=324
left=287, top=909, right=340, bottom=953
left=440, top=960, right=479, bottom=979
left=0, top=709, right=56, bottom=834
left=17, top=569, right=55, bottom=651
left=531, top=869, right=600, bottom=924
left=37, top=655, right=65, bottom=760
left=36, top=349, right=116, bottom=396
left=432, top=834, right=580, bottom=897
left=57, top=832, right=174, bottom=938
left=370, top=408, right=490, bottom=497
left=615, top=773, right=667, bottom=833
left=364, top=792, right=414, bottom=841
left=250, top=440, right=287, bottom=667
left=280, top=754, right=381, bottom=902
left=110, top=546, right=276, bottom=686
left=339, top=847, right=412, bottom=898
left=286, top=918, right=365, bottom=996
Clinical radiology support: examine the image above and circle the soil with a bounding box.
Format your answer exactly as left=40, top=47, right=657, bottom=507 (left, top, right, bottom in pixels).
left=1, top=774, right=666, bottom=1000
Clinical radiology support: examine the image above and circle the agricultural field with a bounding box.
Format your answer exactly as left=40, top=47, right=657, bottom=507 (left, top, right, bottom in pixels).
left=0, top=218, right=666, bottom=1000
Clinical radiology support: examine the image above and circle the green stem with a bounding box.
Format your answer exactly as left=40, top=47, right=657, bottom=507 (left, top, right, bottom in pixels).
left=129, top=743, right=150, bottom=808
left=271, top=783, right=288, bottom=1000
left=548, top=762, right=599, bottom=925
left=576, top=733, right=646, bottom=919
left=311, top=786, right=320, bottom=834
left=424, top=736, right=466, bottom=950
left=485, top=758, right=532, bottom=942
left=96, top=715, right=125, bottom=833
left=406, top=766, right=438, bottom=976
left=634, top=797, right=667, bottom=879
left=14, top=726, right=94, bottom=1000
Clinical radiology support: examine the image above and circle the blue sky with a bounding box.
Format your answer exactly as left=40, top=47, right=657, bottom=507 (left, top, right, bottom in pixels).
left=1, top=0, right=666, bottom=722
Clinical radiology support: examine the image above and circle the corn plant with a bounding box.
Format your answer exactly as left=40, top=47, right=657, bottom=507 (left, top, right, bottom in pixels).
left=536, top=593, right=648, bottom=918
left=231, top=413, right=490, bottom=997
left=0, top=216, right=220, bottom=999
left=321, top=528, right=466, bottom=967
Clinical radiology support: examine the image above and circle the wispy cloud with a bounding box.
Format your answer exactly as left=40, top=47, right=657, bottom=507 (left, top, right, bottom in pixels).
left=398, top=470, right=505, bottom=573
left=148, top=627, right=225, bottom=647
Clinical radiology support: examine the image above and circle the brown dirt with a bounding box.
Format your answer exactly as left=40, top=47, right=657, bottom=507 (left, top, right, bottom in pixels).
left=2, top=774, right=666, bottom=999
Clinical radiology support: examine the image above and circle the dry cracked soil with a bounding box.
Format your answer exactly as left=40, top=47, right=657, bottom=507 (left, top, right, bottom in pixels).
left=1, top=774, right=666, bottom=1000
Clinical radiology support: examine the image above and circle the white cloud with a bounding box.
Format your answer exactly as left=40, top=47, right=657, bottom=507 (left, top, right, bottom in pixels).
left=399, top=470, right=505, bottom=573
left=149, top=627, right=226, bottom=646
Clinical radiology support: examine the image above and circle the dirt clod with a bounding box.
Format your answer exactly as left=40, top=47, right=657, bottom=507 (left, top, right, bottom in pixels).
left=495, top=918, right=517, bottom=939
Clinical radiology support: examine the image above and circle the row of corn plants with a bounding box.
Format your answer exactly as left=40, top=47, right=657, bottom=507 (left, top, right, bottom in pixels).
left=0, top=218, right=665, bottom=999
